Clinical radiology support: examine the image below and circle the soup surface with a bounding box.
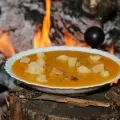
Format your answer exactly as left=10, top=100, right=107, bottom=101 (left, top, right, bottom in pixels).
left=12, top=50, right=120, bottom=87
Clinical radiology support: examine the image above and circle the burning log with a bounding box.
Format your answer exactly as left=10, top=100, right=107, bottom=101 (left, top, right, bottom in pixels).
left=82, top=0, right=117, bottom=21
left=0, top=0, right=119, bottom=53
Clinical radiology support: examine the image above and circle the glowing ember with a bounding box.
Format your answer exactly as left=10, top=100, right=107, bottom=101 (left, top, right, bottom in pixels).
left=64, top=30, right=90, bottom=47
left=33, top=0, right=51, bottom=48
left=0, top=32, right=15, bottom=59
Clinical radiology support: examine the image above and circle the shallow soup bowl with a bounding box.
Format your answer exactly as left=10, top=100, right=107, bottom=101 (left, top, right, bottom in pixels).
left=4, top=46, right=120, bottom=94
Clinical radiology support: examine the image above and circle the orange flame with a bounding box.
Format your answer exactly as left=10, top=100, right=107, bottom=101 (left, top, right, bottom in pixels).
left=33, top=0, right=51, bottom=48
left=109, top=42, right=114, bottom=54
left=0, top=32, right=15, bottom=59
left=64, top=31, right=90, bottom=47
left=64, top=31, right=75, bottom=46
left=110, top=79, right=118, bottom=86
left=33, top=25, right=42, bottom=48
left=109, top=43, right=118, bottom=86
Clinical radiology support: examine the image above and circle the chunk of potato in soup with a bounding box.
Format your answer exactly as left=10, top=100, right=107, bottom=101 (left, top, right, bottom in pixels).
left=12, top=51, right=120, bottom=87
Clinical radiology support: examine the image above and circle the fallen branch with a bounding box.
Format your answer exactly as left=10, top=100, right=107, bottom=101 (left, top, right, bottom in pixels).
left=31, top=94, right=110, bottom=107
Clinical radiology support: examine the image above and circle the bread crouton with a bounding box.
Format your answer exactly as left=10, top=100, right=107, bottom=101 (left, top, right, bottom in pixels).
left=36, top=74, right=48, bottom=83
left=77, top=66, right=91, bottom=73
left=51, top=68, right=63, bottom=75
left=36, top=58, right=45, bottom=66
left=25, top=62, right=44, bottom=74
left=91, top=64, right=104, bottom=73
left=20, top=56, right=30, bottom=63
left=56, top=55, right=68, bottom=61
left=89, top=55, right=102, bottom=62
left=68, top=57, right=77, bottom=67
left=36, top=52, right=45, bottom=58
left=100, top=70, right=110, bottom=77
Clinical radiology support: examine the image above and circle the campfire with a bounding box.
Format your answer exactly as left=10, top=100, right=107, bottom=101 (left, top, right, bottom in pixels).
left=0, top=0, right=118, bottom=55
left=0, top=0, right=120, bottom=119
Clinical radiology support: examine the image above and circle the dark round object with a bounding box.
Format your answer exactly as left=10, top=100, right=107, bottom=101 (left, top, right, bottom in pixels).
left=84, top=26, right=105, bottom=48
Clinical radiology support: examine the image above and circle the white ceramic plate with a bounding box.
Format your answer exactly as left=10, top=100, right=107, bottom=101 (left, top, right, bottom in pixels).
left=5, top=46, right=120, bottom=94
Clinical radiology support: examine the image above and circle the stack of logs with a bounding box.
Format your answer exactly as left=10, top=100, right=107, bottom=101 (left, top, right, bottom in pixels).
left=1, top=82, right=120, bottom=120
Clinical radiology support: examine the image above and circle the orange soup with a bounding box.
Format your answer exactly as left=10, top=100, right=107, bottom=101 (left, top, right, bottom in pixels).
left=12, top=51, right=120, bottom=87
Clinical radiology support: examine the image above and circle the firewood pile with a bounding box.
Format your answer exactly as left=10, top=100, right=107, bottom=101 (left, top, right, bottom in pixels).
left=1, top=82, right=120, bottom=120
